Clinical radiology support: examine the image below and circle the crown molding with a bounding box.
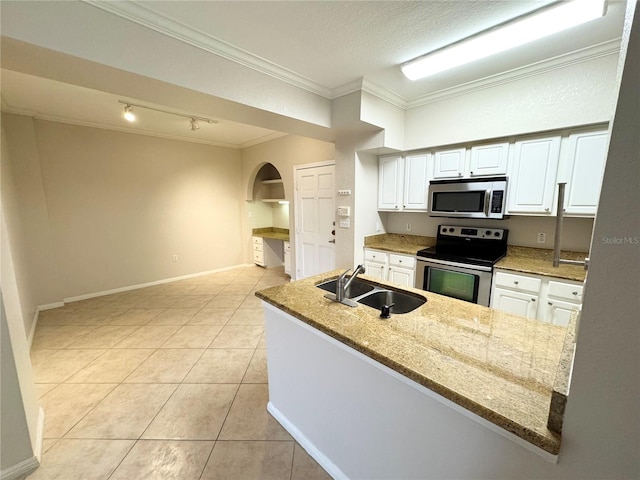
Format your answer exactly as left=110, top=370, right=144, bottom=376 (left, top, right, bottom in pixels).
left=0, top=105, right=261, bottom=149
left=405, top=38, right=621, bottom=109
left=83, top=0, right=332, bottom=99
left=360, top=79, right=407, bottom=109
left=240, top=131, right=288, bottom=149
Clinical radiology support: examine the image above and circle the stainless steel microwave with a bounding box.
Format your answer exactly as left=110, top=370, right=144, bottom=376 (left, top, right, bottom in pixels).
left=427, top=177, right=507, bottom=219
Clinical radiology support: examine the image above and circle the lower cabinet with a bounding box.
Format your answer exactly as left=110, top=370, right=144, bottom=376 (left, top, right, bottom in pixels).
left=283, top=241, right=291, bottom=275
left=364, top=249, right=415, bottom=288
left=253, top=236, right=284, bottom=268
left=491, top=269, right=583, bottom=326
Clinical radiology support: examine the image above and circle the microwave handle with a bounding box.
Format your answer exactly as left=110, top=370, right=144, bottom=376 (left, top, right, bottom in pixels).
left=484, top=190, right=491, bottom=216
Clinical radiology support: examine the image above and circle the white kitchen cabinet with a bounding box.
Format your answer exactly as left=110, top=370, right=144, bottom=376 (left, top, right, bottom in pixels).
left=364, top=249, right=416, bottom=287
left=283, top=241, right=291, bottom=275
left=388, top=253, right=416, bottom=288
left=378, top=155, right=404, bottom=210
left=491, top=271, right=541, bottom=319
left=252, top=236, right=283, bottom=268
left=403, top=153, right=430, bottom=211
left=364, top=249, right=388, bottom=281
left=506, top=136, right=561, bottom=215
left=491, top=269, right=583, bottom=324
left=469, top=142, right=509, bottom=177
left=432, top=148, right=466, bottom=179
left=378, top=154, right=429, bottom=211
left=562, top=130, right=609, bottom=216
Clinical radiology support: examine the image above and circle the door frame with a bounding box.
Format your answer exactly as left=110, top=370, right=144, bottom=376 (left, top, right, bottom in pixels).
left=293, top=160, right=335, bottom=281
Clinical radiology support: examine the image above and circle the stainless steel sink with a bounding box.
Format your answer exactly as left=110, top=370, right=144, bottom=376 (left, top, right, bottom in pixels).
left=356, top=290, right=426, bottom=314
left=316, top=277, right=426, bottom=315
left=316, top=277, right=375, bottom=299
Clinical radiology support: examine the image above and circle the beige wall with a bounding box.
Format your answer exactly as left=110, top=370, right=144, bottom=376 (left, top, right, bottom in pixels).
left=4, top=115, right=245, bottom=302
left=241, top=135, right=335, bottom=271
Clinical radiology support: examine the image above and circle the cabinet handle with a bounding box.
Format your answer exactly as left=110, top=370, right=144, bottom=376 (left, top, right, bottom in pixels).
left=572, top=291, right=578, bottom=295
left=398, top=260, right=402, bottom=263
left=532, top=299, right=536, bottom=302
left=548, top=301, right=553, bottom=305
left=514, top=281, right=519, bottom=285
left=545, top=208, right=550, bottom=212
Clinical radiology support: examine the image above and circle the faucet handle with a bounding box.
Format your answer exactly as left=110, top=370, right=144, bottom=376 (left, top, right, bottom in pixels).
left=380, top=303, right=395, bottom=319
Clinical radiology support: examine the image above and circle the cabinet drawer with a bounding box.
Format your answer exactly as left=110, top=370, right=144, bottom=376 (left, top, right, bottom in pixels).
left=548, top=281, right=583, bottom=302
left=389, top=254, right=415, bottom=269
left=284, top=241, right=291, bottom=252
left=364, top=249, right=388, bottom=263
left=494, top=271, right=541, bottom=294
left=253, top=244, right=263, bottom=253
left=253, top=251, right=264, bottom=265
left=252, top=236, right=263, bottom=246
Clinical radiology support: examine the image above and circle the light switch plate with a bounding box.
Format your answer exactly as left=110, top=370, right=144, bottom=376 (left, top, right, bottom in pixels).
left=337, top=206, right=350, bottom=217
left=338, top=189, right=352, bottom=196
left=339, top=218, right=351, bottom=228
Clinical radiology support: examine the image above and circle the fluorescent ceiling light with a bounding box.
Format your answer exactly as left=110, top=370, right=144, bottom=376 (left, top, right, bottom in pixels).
left=401, top=0, right=606, bottom=81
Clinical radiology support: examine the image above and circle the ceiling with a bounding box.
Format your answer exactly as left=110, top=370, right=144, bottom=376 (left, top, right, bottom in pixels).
left=0, top=0, right=626, bottom=148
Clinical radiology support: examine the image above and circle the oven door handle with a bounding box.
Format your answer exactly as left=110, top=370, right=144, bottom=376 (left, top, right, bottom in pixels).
left=417, top=257, right=493, bottom=272
left=484, top=190, right=491, bottom=216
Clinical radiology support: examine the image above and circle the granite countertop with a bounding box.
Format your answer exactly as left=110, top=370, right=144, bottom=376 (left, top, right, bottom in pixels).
left=364, top=233, right=436, bottom=255
left=496, top=246, right=588, bottom=282
left=252, top=227, right=290, bottom=242
left=256, top=271, right=571, bottom=455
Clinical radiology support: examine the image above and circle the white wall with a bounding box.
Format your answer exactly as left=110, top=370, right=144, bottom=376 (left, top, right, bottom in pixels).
left=3, top=115, right=245, bottom=302
left=405, top=53, right=619, bottom=150
left=241, top=135, right=335, bottom=270
left=383, top=213, right=593, bottom=252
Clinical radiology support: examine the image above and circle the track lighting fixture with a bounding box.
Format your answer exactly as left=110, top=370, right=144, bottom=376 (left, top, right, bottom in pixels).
left=118, top=100, right=217, bottom=130
left=123, top=104, right=136, bottom=122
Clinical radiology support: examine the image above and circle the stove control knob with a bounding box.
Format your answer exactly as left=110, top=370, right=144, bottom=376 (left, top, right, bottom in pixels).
left=494, top=231, right=501, bottom=237
left=448, top=227, right=455, bottom=233
left=485, top=230, right=491, bottom=236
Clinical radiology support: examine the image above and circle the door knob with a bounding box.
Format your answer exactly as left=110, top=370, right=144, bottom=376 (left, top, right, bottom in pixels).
left=328, top=240, right=336, bottom=244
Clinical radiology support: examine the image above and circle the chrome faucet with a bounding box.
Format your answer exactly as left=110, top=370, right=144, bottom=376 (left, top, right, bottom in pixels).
left=324, top=264, right=366, bottom=307
left=336, top=264, right=366, bottom=303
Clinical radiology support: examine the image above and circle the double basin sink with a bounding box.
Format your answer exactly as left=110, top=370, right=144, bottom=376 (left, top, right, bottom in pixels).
left=316, top=277, right=426, bottom=315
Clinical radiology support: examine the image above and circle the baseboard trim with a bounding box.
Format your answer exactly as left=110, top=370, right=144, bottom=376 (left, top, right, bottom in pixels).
left=0, top=456, right=39, bottom=480
left=61, top=263, right=259, bottom=304
left=267, top=401, right=346, bottom=480
left=34, top=407, right=45, bottom=461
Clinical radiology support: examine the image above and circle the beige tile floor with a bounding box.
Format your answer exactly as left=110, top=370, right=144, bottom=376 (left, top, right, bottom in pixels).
left=29, top=266, right=331, bottom=480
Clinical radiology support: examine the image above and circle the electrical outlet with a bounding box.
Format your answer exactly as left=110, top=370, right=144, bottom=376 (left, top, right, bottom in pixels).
left=537, top=233, right=546, bottom=244
left=172, top=255, right=178, bottom=262
left=406, top=223, right=412, bottom=232
left=376, top=221, right=381, bottom=232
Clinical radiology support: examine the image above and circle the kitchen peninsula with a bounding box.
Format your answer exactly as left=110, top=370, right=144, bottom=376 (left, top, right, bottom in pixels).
left=256, top=271, right=574, bottom=479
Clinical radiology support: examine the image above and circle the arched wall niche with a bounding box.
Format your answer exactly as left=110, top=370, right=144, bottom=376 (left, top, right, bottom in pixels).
left=247, top=162, right=286, bottom=202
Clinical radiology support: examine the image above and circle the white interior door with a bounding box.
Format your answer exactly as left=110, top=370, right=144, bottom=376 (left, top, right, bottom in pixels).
left=295, top=163, right=335, bottom=279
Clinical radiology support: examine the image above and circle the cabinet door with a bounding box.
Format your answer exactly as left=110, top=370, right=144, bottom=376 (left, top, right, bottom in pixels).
left=491, top=287, right=539, bottom=319
left=364, top=261, right=387, bottom=280
left=564, top=131, right=608, bottom=216
left=543, top=299, right=580, bottom=327
left=388, top=266, right=415, bottom=288
left=433, top=148, right=466, bottom=179
left=403, top=153, right=430, bottom=211
left=507, top=136, right=561, bottom=214
left=469, top=142, right=509, bottom=177
left=378, top=156, right=404, bottom=210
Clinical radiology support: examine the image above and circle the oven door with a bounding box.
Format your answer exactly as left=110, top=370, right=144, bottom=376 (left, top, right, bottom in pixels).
left=415, top=258, right=493, bottom=306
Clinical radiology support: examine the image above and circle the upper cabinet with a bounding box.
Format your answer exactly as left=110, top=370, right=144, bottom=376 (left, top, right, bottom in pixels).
left=561, top=130, right=609, bottom=216
left=506, top=136, right=561, bottom=215
left=469, top=142, right=509, bottom=177
left=432, top=148, right=466, bottom=179
left=378, top=153, right=430, bottom=212
left=432, top=142, right=508, bottom=180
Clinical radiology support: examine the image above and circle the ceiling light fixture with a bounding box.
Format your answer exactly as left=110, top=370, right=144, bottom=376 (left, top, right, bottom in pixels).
left=118, top=100, right=217, bottom=130
left=401, top=0, right=606, bottom=81
left=123, top=104, right=136, bottom=122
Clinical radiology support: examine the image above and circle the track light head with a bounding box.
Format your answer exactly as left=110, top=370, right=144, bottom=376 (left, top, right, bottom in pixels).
left=190, top=118, right=200, bottom=131
left=123, top=104, right=136, bottom=122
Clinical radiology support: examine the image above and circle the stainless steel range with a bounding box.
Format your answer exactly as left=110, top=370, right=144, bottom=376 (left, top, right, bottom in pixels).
left=415, top=225, right=508, bottom=306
